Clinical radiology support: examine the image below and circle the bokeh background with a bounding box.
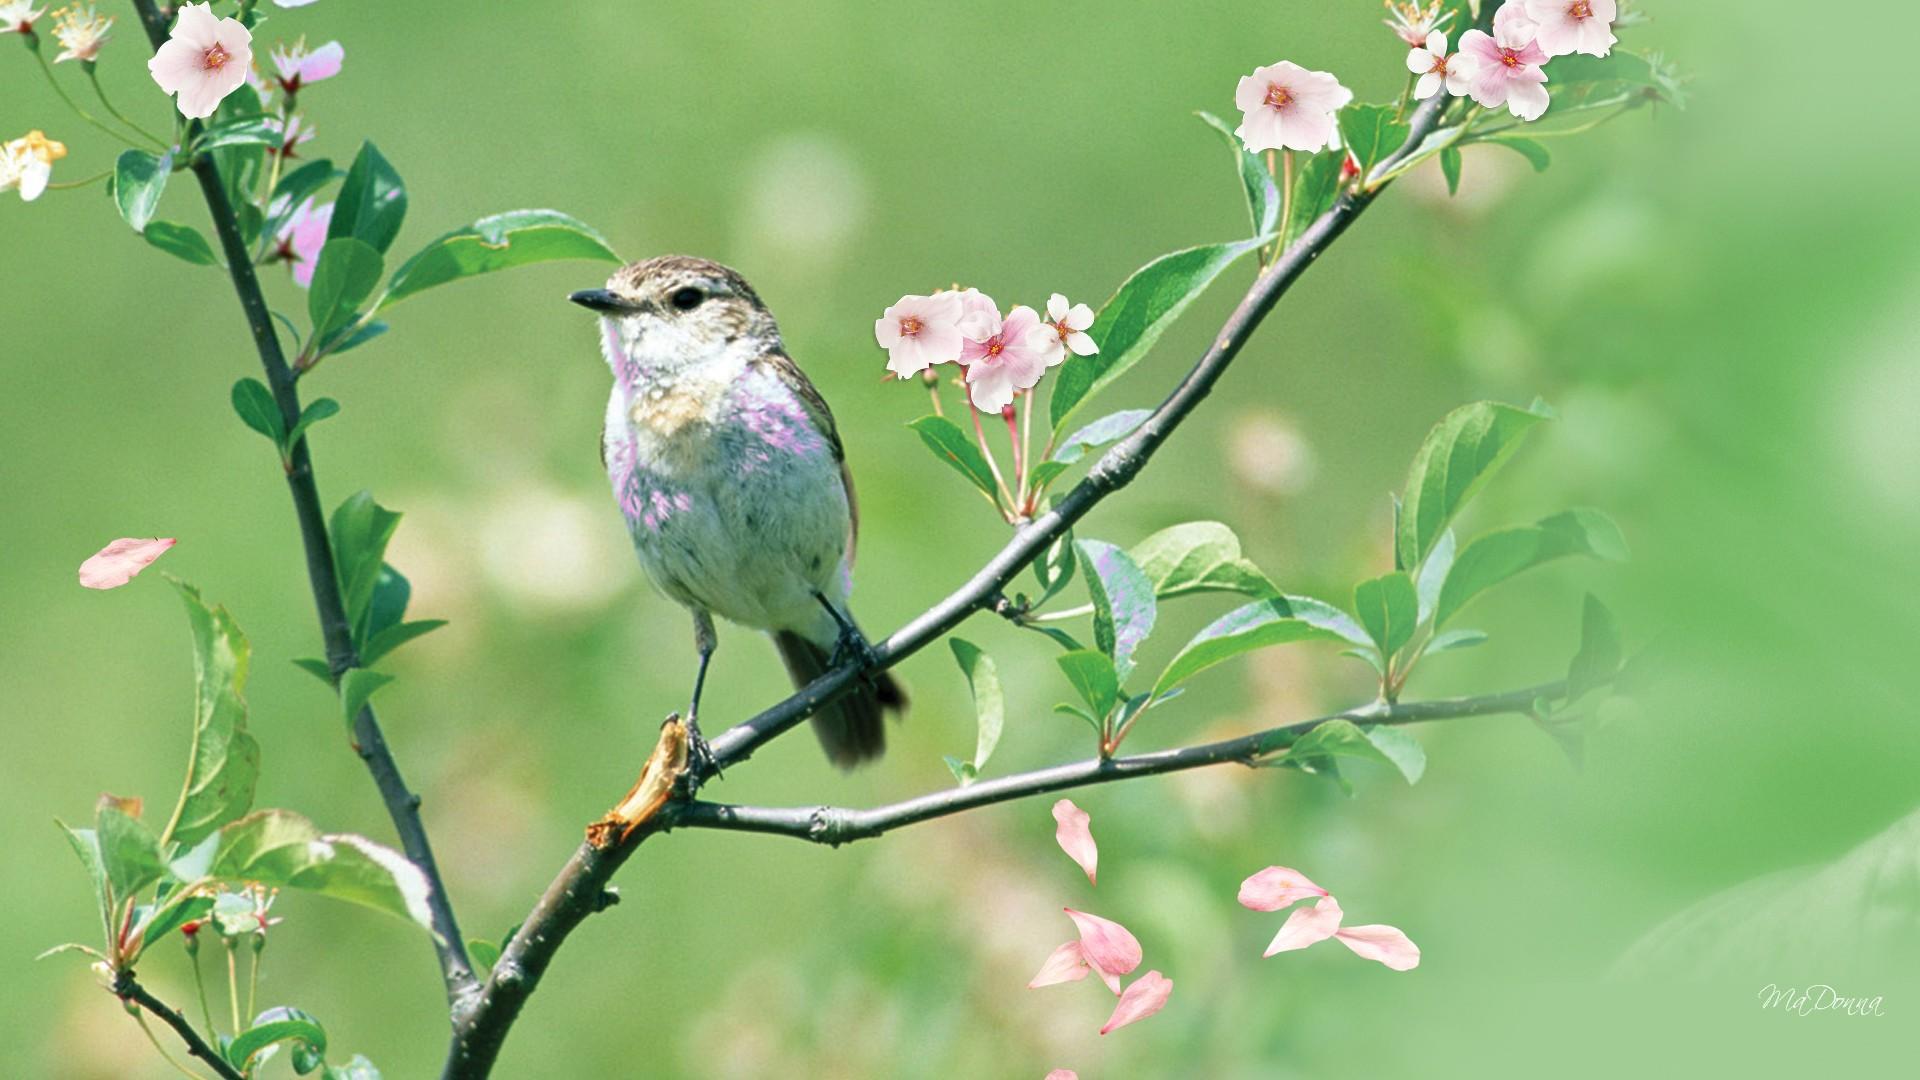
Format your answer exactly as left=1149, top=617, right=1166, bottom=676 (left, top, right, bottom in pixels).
left=4, top=1, right=1915, bottom=1076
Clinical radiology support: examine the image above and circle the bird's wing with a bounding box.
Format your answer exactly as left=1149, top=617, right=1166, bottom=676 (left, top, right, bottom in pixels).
left=754, top=350, right=860, bottom=564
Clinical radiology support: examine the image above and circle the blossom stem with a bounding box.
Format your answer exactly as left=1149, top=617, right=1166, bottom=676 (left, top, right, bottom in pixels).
left=188, top=942, right=216, bottom=1037
left=134, top=1010, right=214, bottom=1080
left=1005, top=406, right=1026, bottom=512
left=969, top=402, right=1017, bottom=519
left=224, top=942, right=240, bottom=1034
left=46, top=167, right=113, bottom=190
left=924, top=374, right=945, bottom=418
left=246, top=948, right=259, bottom=1025
left=1395, top=72, right=1417, bottom=122
left=32, top=48, right=145, bottom=149
left=86, top=66, right=169, bottom=151
left=1274, top=149, right=1295, bottom=264
left=1019, top=390, right=1036, bottom=513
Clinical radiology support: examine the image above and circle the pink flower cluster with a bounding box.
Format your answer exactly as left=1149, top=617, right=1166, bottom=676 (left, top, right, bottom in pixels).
left=147, top=3, right=343, bottom=121
left=1405, top=0, right=1617, bottom=122
left=876, top=289, right=1096, bottom=413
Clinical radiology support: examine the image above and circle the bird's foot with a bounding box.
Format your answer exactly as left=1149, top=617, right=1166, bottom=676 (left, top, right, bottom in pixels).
left=815, top=591, right=882, bottom=675
left=677, top=711, right=721, bottom=793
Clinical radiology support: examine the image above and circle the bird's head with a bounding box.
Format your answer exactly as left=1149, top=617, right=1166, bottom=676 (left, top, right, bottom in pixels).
left=572, top=255, right=780, bottom=381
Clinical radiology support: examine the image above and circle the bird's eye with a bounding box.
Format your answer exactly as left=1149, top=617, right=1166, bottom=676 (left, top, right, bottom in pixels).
left=669, top=286, right=705, bottom=311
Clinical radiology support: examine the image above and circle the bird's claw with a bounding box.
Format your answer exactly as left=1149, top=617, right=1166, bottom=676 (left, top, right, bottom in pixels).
left=827, top=621, right=882, bottom=676
left=676, top=713, right=720, bottom=793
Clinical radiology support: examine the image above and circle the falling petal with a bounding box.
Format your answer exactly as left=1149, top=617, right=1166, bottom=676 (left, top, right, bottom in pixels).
left=1237, top=865, right=1329, bottom=911
left=78, top=537, right=175, bottom=589
left=1045, top=1072, right=1079, bottom=1079
left=1027, top=941, right=1091, bottom=989
left=1065, top=908, right=1143, bottom=980
left=1099, top=970, right=1172, bottom=1035
left=1335, top=924, right=1421, bottom=971
left=1052, top=799, right=1098, bottom=885
left=1263, top=895, right=1344, bottom=957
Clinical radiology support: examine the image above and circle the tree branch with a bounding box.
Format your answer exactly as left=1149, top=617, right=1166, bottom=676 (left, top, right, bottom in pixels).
left=129, top=0, right=477, bottom=1011
left=444, top=85, right=1463, bottom=1080
left=114, top=972, right=245, bottom=1080
left=676, top=680, right=1565, bottom=843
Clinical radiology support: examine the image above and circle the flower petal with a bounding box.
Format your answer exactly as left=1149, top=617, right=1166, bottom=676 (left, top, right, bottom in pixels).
left=1099, top=970, right=1172, bottom=1035
left=1051, top=799, right=1098, bottom=884
left=1065, top=908, right=1142, bottom=978
left=1028, top=941, right=1092, bottom=988
left=1045, top=1072, right=1079, bottom=1080
left=1336, top=924, right=1421, bottom=971
left=1263, top=894, right=1343, bottom=957
left=1048, top=292, right=1069, bottom=322
left=300, top=40, right=344, bottom=83
left=1236, top=866, right=1328, bottom=911
left=79, top=537, right=176, bottom=589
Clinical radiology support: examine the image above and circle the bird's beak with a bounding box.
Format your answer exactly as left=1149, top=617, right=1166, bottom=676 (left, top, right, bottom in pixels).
left=569, top=289, right=632, bottom=314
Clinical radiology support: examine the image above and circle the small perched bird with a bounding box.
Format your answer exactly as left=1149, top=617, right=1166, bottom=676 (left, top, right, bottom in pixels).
left=572, top=256, right=904, bottom=769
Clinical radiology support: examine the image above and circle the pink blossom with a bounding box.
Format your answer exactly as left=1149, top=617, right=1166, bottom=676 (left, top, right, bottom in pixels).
left=1456, top=22, right=1550, bottom=121
left=1065, top=908, right=1142, bottom=994
left=874, top=292, right=964, bottom=378
left=955, top=286, right=999, bottom=340
left=1331, top=923, right=1422, bottom=971
left=269, top=37, right=343, bottom=94
left=1237, top=866, right=1329, bottom=911
left=1051, top=799, right=1098, bottom=884
left=1045, top=1072, right=1078, bottom=1080
left=958, top=303, right=1063, bottom=413
left=1099, top=971, right=1172, bottom=1035
left=1233, top=60, right=1352, bottom=154
left=78, top=538, right=175, bottom=589
left=0, top=2, right=45, bottom=35
left=1494, top=2, right=1540, bottom=38
left=1383, top=0, right=1453, bottom=49
left=1027, top=941, right=1093, bottom=989
left=50, top=4, right=112, bottom=64
left=1522, top=0, right=1617, bottom=58
left=1044, top=293, right=1098, bottom=357
left=147, top=3, right=252, bottom=120
left=277, top=198, right=332, bottom=287
left=271, top=0, right=321, bottom=7
left=1405, top=31, right=1470, bottom=101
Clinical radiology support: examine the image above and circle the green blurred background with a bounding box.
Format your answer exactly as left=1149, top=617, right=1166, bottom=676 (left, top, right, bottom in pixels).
left=5, top=1, right=1916, bottom=1076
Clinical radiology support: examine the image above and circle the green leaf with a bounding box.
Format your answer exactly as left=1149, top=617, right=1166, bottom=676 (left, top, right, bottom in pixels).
left=1337, top=104, right=1411, bottom=182
left=159, top=580, right=261, bottom=849
left=58, top=823, right=113, bottom=943
left=1032, top=530, right=1078, bottom=606
left=140, top=894, right=212, bottom=949
left=329, top=492, right=404, bottom=644
left=1052, top=702, right=1104, bottom=739
left=1440, top=146, right=1463, bottom=194
left=1127, top=521, right=1278, bottom=600
left=329, top=142, right=408, bottom=254
left=327, top=319, right=389, bottom=356
left=1049, top=408, right=1153, bottom=466
left=145, top=221, right=220, bottom=266
left=1395, top=400, right=1554, bottom=570
left=340, top=669, right=394, bottom=730
left=96, top=796, right=165, bottom=899
left=467, top=938, right=501, bottom=976
left=1436, top=508, right=1628, bottom=626
left=286, top=398, right=340, bottom=448
left=1195, top=110, right=1280, bottom=236
left=1285, top=150, right=1346, bottom=249
left=193, top=116, right=281, bottom=154
left=1426, top=628, right=1489, bottom=654
left=208, top=84, right=265, bottom=209
left=325, top=1055, right=383, bottom=1080
left=1282, top=594, right=1376, bottom=648
left=1354, top=572, right=1419, bottom=659
left=1414, top=529, right=1456, bottom=625
left=210, top=810, right=437, bottom=934
left=360, top=619, right=447, bottom=667
left=228, top=1007, right=326, bottom=1073
left=907, top=415, right=1001, bottom=502
left=263, top=158, right=340, bottom=239
left=383, top=209, right=621, bottom=308
left=113, top=149, right=169, bottom=233
left=948, top=638, right=1005, bottom=782
left=230, top=378, right=285, bottom=445
left=1487, top=136, right=1550, bottom=172
left=1287, top=718, right=1426, bottom=785
left=1152, top=598, right=1336, bottom=697
left=1567, top=594, right=1622, bottom=703
left=365, top=563, right=411, bottom=642
left=1048, top=236, right=1269, bottom=434
left=1547, top=49, right=1683, bottom=105
left=1076, top=540, right=1156, bottom=680
left=308, top=238, right=384, bottom=344
left=943, top=756, right=975, bottom=786
left=292, top=657, right=334, bottom=685
left=1056, top=650, right=1120, bottom=721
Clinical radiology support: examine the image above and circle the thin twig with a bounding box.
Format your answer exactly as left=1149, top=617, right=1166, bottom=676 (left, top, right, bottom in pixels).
left=444, top=82, right=1463, bottom=1080
left=114, top=973, right=245, bottom=1080
left=128, top=0, right=478, bottom=1011
left=674, top=680, right=1564, bottom=843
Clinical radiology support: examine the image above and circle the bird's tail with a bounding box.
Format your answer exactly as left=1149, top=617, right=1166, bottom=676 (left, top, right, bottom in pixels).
left=773, top=630, right=906, bottom=768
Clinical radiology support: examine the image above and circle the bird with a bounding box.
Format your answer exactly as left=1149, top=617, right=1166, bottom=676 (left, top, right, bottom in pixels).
left=571, top=255, right=905, bottom=771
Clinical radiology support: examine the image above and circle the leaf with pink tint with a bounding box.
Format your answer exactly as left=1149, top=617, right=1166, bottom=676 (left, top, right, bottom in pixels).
left=1264, top=894, right=1343, bottom=957
left=1099, top=970, right=1172, bottom=1035
left=1237, top=865, right=1329, bottom=911
left=1066, top=908, right=1142, bottom=983
left=1052, top=799, right=1098, bottom=885
left=78, top=538, right=176, bottom=589
left=1028, top=941, right=1091, bottom=989
left=1335, top=924, right=1421, bottom=971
